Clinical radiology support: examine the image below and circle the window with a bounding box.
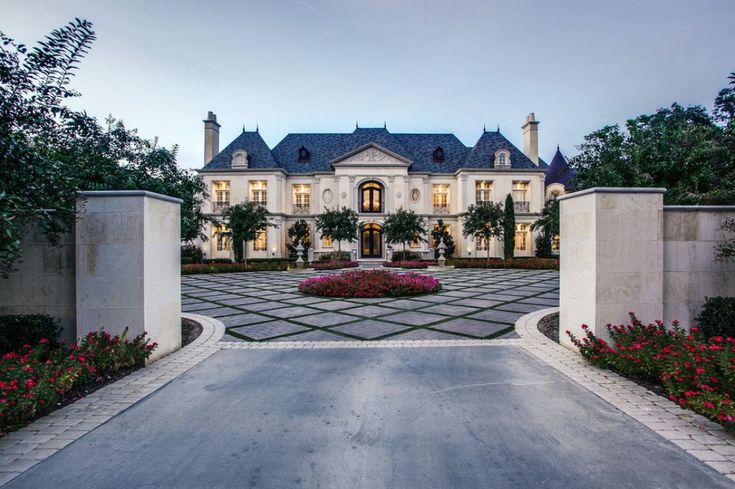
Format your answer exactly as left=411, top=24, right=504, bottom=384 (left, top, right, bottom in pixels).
left=254, top=230, right=267, bottom=251
left=410, top=238, right=420, bottom=248
left=298, top=146, right=310, bottom=163
left=231, top=150, right=248, bottom=168
left=476, top=236, right=490, bottom=251
left=250, top=181, right=267, bottom=206
left=513, top=181, right=530, bottom=212
left=432, top=146, right=445, bottom=163
left=552, top=234, right=560, bottom=253
left=212, top=181, right=230, bottom=212
left=213, top=224, right=230, bottom=252
left=433, top=184, right=450, bottom=213
left=360, top=181, right=383, bottom=213
left=293, top=184, right=310, bottom=214
left=514, top=224, right=529, bottom=252
left=494, top=149, right=510, bottom=168
left=322, top=236, right=332, bottom=248
left=475, top=180, right=493, bottom=204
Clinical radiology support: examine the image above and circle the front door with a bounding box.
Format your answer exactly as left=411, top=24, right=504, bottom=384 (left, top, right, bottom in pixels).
left=361, top=224, right=383, bottom=258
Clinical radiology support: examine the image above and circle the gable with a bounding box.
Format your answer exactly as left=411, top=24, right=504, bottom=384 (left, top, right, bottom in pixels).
left=330, top=143, right=412, bottom=167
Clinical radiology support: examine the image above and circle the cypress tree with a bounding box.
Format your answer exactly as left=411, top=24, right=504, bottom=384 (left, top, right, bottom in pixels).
left=503, top=194, right=516, bottom=260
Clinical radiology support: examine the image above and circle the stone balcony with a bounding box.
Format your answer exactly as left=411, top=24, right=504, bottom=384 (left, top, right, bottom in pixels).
left=514, top=201, right=530, bottom=213
left=292, top=204, right=310, bottom=215
left=212, top=201, right=230, bottom=213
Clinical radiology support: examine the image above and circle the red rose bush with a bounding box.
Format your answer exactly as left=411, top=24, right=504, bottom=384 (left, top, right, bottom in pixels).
left=298, top=269, right=441, bottom=298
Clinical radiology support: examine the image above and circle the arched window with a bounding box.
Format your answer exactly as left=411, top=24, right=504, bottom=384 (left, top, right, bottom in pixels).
left=432, top=146, right=445, bottom=163
left=298, top=146, right=310, bottom=163
left=359, top=181, right=383, bottom=213
left=494, top=149, right=511, bottom=168
left=231, top=150, right=248, bottom=168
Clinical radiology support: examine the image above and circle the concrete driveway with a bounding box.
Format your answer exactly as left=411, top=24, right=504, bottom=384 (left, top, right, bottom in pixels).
left=5, top=345, right=732, bottom=488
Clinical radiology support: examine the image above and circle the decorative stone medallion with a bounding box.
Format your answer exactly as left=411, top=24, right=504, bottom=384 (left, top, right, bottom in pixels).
left=322, top=189, right=333, bottom=204
left=341, top=191, right=347, bottom=199
left=410, top=188, right=420, bottom=202
left=396, top=191, right=402, bottom=199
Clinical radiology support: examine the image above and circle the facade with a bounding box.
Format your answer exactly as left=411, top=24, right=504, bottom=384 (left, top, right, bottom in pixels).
left=196, top=112, right=570, bottom=261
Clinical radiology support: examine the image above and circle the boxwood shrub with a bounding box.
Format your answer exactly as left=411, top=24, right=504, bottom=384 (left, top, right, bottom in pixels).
left=0, top=315, right=62, bottom=355
left=696, top=296, right=735, bottom=339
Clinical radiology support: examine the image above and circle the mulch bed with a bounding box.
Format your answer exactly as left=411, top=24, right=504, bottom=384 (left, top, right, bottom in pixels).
left=182, top=317, right=203, bottom=346
left=537, top=312, right=560, bottom=343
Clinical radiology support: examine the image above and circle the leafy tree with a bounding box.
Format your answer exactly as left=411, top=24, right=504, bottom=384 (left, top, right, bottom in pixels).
left=287, top=219, right=311, bottom=257
left=462, top=201, right=504, bottom=259
left=531, top=198, right=559, bottom=258
left=221, top=202, right=272, bottom=262
left=315, top=207, right=358, bottom=254
left=383, top=208, right=427, bottom=254
left=503, top=194, right=516, bottom=259
left=0, top=19, right=209, bottom=276
left=431, top=219, right=456, bottom=259
left=570, top=73, right=735, bottom=205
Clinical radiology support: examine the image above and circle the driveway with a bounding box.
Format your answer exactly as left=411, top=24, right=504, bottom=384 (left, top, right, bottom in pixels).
left=4, top=344, right=732, bottom=488
left=182, top=269, right=559, bottom=341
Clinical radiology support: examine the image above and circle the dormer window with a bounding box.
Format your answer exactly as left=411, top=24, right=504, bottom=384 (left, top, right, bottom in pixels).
left=494, top=149, right=511, bottom=168
left=231, top=150, right=248, bottom=168
left=298, top=146, right=310, bottom=163
left=432, top=146, right=445, bottom=163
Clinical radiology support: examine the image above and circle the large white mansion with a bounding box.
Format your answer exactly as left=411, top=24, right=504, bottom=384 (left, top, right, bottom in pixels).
left=195, top=112, right=572, bottom=261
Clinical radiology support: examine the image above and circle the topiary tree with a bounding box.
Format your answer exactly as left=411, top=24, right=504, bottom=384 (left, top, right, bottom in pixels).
left=221, top=202, right=272, bottom=263
left=315, top=207, right=358, bottom=255
left=432, top=219, right=456, bottom=259
left=503, top=194, right=516, bottom=260
left=462, top=202, right=504, bottom=259
left=383, top=208, right=427, bottom=257
left=287, top=219, right=311, bottom=257
left=532, top=198, right=559, bottom=258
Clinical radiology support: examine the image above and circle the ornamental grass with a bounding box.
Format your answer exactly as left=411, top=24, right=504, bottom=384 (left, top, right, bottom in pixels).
left=298, top=269, right=441, bottom=298
left=568, top=313, right=735, bottom=431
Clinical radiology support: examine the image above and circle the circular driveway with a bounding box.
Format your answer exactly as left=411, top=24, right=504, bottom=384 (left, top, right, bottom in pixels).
left=182, top=268, right=559, bottom=342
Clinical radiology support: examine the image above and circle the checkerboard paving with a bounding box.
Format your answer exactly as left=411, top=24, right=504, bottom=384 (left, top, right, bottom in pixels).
left=181, top=268, right=559, bottom=342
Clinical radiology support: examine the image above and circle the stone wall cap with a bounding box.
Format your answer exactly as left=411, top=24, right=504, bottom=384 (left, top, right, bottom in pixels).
left=664, top=205, right=735, bottom=212
left=79, top=190, right=183, bottom=205
left=558, top=187, right=667, bottom=202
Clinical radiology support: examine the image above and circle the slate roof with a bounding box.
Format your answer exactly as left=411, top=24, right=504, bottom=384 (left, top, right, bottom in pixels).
left=201, top=126, right=548, bottom=174
left=544, top=147, right=574, bottom=189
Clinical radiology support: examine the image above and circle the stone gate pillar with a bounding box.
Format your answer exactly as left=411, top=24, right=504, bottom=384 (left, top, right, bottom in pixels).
left=559, top=188, right=665, bottom=349
left=75, top=191, right=182, bottom=361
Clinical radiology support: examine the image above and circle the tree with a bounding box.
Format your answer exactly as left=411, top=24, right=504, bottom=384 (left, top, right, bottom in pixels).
left=315, top=207, right=358, bottom=254
left=383, top=208, right=427, bottom=255
left=221, top=202, right=272, bottom=263
left=569, top=73, right=735, bottom=205
left=462, top=201, right=504, bottom=259
left=431, top=219, right=456, bottom=259
left=531, top=198, right=560, bottom=258
left=503, top=194, right=516, bottom=260
left=0, top=19, right=210, bottom=276
left=287, top=219, right=311, bottom=257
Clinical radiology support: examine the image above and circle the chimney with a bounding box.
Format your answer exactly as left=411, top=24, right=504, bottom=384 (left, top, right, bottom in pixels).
left=521, top=112, right=539, bottom=165
left=203, top=111, right=221, bottom=164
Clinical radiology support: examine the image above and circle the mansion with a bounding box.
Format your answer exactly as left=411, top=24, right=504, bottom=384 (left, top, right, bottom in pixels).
left=195, top=112, right=572, bottom=261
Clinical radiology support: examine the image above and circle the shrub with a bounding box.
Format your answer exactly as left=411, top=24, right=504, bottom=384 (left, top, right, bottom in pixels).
left=299, top=270, right=441, bottom=298
left=312, top=260, right=358, bottom=271
left=391, top=251, right=420, bottom=262
left=449, top=258, right=559, bottom=270
left=181, top=244, right=203, bottom=264
left=202, top=258, right=233, bottom=264
left=182, top=261, right=294, bottom=274
left=383, top=260, right=433, bottom=269
left=697, top=297, right=735, bottom=339
left=567, top=313, right=735, bottom=431
left=0, top=329, right=156, bottom=433
left=318, top=251, right=351, bottom=262
left=0, top=315, right=62, bottom=355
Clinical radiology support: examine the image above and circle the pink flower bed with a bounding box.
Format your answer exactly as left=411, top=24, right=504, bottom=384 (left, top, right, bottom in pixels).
left=312, top=260, right=359, bottom=271
left=382, top=260, right=434, bottom=269
left=298, top=269, right=441, bottom=298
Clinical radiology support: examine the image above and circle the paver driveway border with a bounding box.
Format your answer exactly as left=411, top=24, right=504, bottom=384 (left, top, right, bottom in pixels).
left=515, top=307, right=735, bottom=483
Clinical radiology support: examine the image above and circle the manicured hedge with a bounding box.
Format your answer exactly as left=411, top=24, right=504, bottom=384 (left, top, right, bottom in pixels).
left=696, top=297, right=735, bottom=339
left=182, top=261, right=294, bottom=274
left=382, top=260, right=434, bottom=269
left=0, top=315, right=62, bottom=355
left=568, top=313, right=735, bottom=431
left=312, top=260, right=358, bottom=271
left=448, top=258, right=559, bottom=270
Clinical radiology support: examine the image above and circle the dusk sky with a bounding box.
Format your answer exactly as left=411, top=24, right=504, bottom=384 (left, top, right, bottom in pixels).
left=4, top=0, right=734, bottom=169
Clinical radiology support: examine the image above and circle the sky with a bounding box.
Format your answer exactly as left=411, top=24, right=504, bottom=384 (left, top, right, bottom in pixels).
left=4, top=0, right=734, bottom=169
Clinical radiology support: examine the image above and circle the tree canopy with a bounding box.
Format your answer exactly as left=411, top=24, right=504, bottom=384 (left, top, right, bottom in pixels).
left=431, top=219, right=456, bottom=259
left=531, top=198, right=559, bottom=258
left=315, top=207, right=359, bottom=253
left=569, top=73, right=735, bottom=205
left=287, top=219, right=311, bottom=257
left=222, top=202, right=272, bottom=262
left=383, top=208, right=426, bottom=253
left=462, top=201, right=504, bottom=259
left=0, top=19, right=208, bottom=276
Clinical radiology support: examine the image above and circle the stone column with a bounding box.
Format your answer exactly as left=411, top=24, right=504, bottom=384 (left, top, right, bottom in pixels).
left=76, top=191, right=182, bottom=362
left=559, top=188, right=665, bottom=350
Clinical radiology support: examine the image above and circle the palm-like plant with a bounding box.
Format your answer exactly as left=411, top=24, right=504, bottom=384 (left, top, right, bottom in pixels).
left=383, top=208, right=427, bottom=254
left=531, top=198, right=560, bottom=258
left=462, top=201, right=504, bottom=259
left=221, top=202, right=272, bottom=262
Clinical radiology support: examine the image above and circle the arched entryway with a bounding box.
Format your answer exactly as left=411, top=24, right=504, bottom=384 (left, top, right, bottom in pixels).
left=361, top=223, right=383, bottom=259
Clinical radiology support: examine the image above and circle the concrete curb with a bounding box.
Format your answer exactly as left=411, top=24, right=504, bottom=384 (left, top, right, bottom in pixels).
left=514, top=307, right=735, bottom=483
left=0, top=314, right=224, bottom=486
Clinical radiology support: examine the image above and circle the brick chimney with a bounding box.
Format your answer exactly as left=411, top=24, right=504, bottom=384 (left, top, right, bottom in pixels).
left=521, top=113, right=539, bottom=165
left=203, top=111, right=220, bottom=164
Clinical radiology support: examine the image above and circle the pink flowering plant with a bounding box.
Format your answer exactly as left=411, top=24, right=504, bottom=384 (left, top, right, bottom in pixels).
left=298, top=269, right=441, bottom=298
left=567, top=313, right=735, bottom=430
